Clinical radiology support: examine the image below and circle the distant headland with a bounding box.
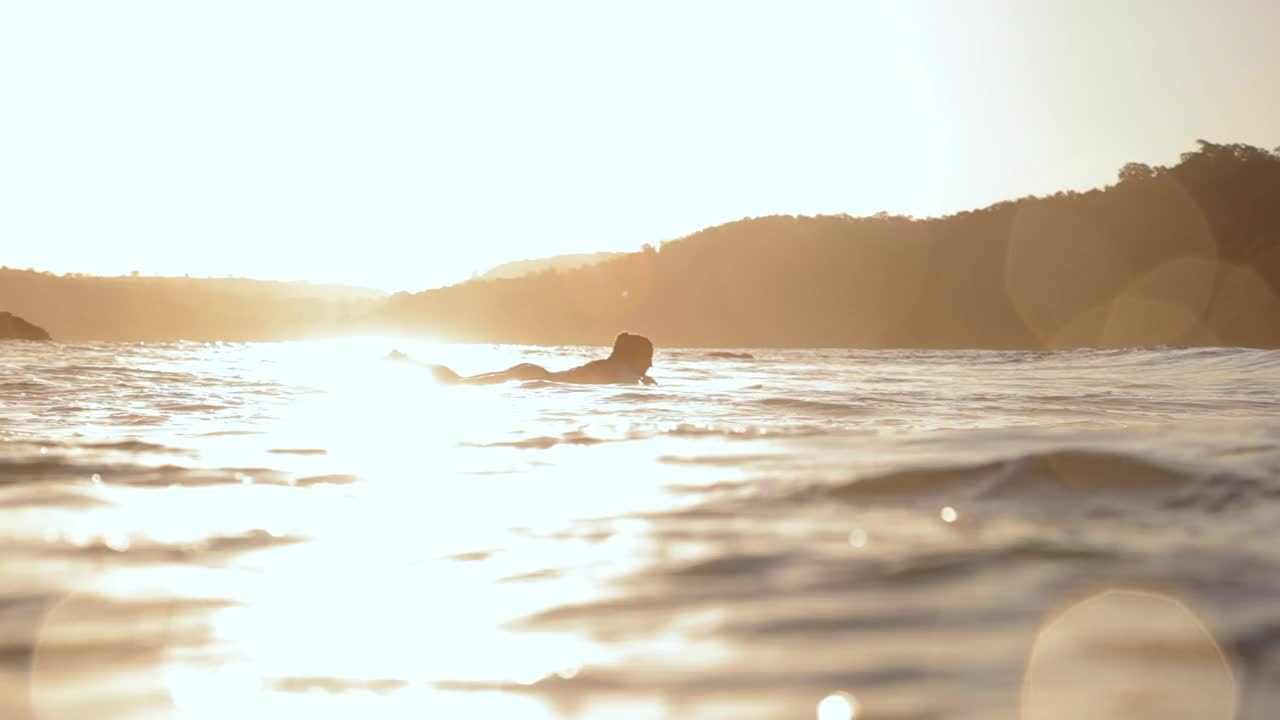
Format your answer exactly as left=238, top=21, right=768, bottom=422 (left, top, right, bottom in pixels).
left=2, top=140, right=1277, bottom=349
left=0, top=312, right=51, bottom=341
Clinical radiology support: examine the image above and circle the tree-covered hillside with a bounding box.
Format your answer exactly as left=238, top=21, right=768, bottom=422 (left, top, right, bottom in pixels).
left=375, top=141, right=1280, bottom=348
left=4, top=141, right=1276, bottom=348
left=0, top=273, right=382, bottom=342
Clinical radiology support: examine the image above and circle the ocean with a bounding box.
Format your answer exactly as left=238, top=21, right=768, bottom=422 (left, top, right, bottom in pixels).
left=1, top=339, right=1278, bottom=719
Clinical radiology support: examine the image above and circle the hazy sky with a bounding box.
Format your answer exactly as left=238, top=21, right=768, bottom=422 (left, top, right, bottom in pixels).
left=2, top=0, right=1277, bottom=292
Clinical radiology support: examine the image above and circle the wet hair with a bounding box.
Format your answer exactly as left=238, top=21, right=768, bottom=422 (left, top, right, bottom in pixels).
left=609, top=332, right=654, bottom=374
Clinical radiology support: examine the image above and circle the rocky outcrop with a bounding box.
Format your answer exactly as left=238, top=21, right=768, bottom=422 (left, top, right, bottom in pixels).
left=0, top=312, right=52, bottom=340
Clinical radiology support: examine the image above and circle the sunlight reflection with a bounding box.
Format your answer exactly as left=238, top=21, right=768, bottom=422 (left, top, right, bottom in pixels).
left=817, top=691, right=861, bottom=720
left=30, top=584, right=192, bottom=720
left=166, top=663, right=264, bottom=719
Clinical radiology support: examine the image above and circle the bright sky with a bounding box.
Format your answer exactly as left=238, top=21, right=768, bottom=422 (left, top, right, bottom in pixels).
left=2, top=0, right=1277, bottom=292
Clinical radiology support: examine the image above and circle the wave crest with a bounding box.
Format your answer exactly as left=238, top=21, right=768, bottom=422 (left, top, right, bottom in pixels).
left=815, top=448, right=1265, bottom=512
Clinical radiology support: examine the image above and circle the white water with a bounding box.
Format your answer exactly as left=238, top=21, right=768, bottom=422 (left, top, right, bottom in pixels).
left=2, top=339, right=1278, bottom=719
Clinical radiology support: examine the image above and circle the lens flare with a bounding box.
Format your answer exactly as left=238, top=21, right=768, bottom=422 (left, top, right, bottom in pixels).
left=817, top=691, right=860, bottom=720
left=1021, top=589, right=1235, bottom=720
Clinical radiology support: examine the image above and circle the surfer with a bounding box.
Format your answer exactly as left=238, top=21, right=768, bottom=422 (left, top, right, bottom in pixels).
left=392, top=332, right=658, bottom=386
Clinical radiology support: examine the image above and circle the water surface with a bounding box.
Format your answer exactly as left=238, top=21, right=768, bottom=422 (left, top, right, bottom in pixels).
left=2, top=340, right=1277, bottom=719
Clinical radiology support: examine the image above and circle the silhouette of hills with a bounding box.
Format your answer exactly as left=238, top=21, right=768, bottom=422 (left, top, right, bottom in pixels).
left=480, top=252, right=625, bottom=281
left=376, top=140, right=1280, bottom=349
left=0, top=273, right=384, bottom=342
left=0, top=311, right=51, bottom=341
left=3, top=140, right=1277, bottom=348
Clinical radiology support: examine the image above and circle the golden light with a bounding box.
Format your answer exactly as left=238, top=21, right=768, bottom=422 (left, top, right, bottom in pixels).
left=1004, top=176, right=1219, bottom=348
left=1021, top=589, right=1236, bottom=720
left=1094, top=256, right=1219, bottom=346
left=28, top=585, right=191, bottom=720
left=817, top=690, right=861, bottom=720
left=1206, top=255, right=1280, bottom=342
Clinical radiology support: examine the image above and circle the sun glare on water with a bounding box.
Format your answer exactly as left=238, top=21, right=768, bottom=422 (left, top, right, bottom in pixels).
left=818, top=691, right=861, bottom=720
left=22, top=338, right=738, bottom=719
left=13, top=337, right=1270, bottom=720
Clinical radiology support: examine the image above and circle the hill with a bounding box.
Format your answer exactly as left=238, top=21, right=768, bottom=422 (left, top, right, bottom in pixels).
left=480, top=252, right=624, bottom=281
left=0, top=273, right=384, bottom=342
left=3, top=141, right=1276, bottom=348
left=0, top=312, right=51, bottom=341
left=376, top=141, right=1280, bottom=349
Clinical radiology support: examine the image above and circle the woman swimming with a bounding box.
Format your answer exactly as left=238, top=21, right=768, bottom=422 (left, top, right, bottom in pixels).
left=394, top=332, right=658, bottom=386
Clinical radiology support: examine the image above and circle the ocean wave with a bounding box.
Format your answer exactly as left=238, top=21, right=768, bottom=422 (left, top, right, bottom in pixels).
left=0, top=453, right=355, bottom=490
left=468, top=434, right=610, bottom=450
left=23, top=527, right=302, bottom=562
left=268, top=677, right=408, bottom=694
left=749, top=397, right=864, bottom=416
left=81, top=440, right=193, bottom=454
left=659, top=423, right=835, bottom=440
left=464, top=423, right=840, bottom=450
left=609, top=391, right=677, bottom=402
left=510, top=537, right=1116, bottom=641
left=805, top=448, right=1267, bottom=512
left=1069, top=346, right=1280, bottom=373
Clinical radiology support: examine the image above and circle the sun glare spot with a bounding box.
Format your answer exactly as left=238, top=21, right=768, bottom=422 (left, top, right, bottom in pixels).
left=817, top=691, right=860, bottom=720
left=940, top=506, right=958, bottom=523
left=66, top=526, right=93, bottom=547
left=1021, top=589, right=1235, bottom=720
left=1004, top=178, right=1220, bottom=347
left=848, top=528, right=868, bottom=548
left=513, top=667, right=546, bottom=686
left=166, top=663, right=264, bottom=719
left=103, top=531, right=131, bottom=552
